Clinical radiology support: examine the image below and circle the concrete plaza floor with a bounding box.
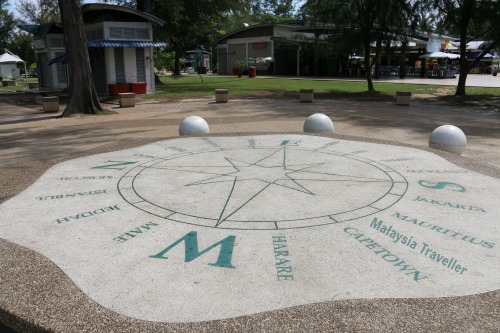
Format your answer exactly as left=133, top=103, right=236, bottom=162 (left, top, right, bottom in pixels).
left=0, top=78, right=499, bottom=332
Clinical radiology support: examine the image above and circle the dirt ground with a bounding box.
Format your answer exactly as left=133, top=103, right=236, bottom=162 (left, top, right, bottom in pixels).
left=1, top=90, right=499, bottom=202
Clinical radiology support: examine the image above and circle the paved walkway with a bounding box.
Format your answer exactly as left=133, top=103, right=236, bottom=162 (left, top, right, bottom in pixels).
left=0, top=91, right=499, bottom=332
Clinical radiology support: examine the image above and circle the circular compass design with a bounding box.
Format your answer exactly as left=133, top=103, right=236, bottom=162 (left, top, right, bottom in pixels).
left=118, top=144, right=408, bottom=230
left=1, top=134, right=499, bottom=325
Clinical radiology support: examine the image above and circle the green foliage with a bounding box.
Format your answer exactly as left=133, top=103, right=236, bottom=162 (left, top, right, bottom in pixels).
left=235, top=59, right=246, bottom=76
left=0, top=0, right=16, bottom=46
left=155, top=49, right=175, bottom=71
left=260, top=0, right=295, bottom=18
left=150, top=0, right=242, bottom=74
left=8, top=32, right=35, bottom=67
left=300, top=0, right=415, bottom=91
left=432, top=0, right=500, bottom=46
left=429, top=0, right=500, bottom=95
left=214, top=0, right=296, bottom=39
left=16, top=0, right=61, bottom=24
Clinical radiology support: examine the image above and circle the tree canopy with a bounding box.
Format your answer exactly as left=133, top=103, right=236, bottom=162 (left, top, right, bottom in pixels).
left=16, top=0, right=61, bottom=24
left=8, top=32, right=35, bottom=67
left=109, top=0, right=297, bottom=74
left=301, top=0, right=414, bottom=91
left=429, top=0, right=500, bottom=95
left=0, top=0, right=16, bottom=46
left=300, top=0, right=500, bottom=94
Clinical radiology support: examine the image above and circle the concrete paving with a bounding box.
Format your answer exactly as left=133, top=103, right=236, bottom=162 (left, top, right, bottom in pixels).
left=0, top=87, right=499, bottom=332
left=1, top=134, right=499, bottom=323
left=372, top=74, right=500, bottom=87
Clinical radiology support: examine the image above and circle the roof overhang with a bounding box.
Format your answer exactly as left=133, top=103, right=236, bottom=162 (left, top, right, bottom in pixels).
left=17, top=22, right=63, bottom=36
left=82, top=3, right=166, bottom=27
left=87, top=40, right=166, bottom=48
left=271, top=36, right=310, bottom=46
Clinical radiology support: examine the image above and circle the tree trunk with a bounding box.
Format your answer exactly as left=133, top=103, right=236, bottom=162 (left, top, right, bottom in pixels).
left=399, top=41, right=407, bottom=79
left=58, top=0, right=101, bottom=117
left=172, top=38, right=181, bottom=76
left=455, top=1, right=474, bottom=96
left=364, top=41, right=374, bottom=92
left=313, top=32, right=320, bottom=76
left=374, top=37, right=382, bottom=79
left=420, top=58, right=426, bottom=78
left=456, top=71, right=468, bottom=96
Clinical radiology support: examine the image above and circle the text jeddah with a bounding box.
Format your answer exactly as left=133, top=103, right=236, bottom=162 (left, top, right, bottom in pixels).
left=56, top=205, right=120, bottom=224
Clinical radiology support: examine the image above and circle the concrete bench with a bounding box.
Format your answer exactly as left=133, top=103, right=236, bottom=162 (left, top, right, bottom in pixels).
left=215, top=89, right=229, bottom=103
left=396, top=91, right=412, bottom=106
left=42, top=96, right=59, bottom=113
left=299, top=88, right=314, bottom=102
left=2, top=80, right=16, bottom=87
left=119, top=92, right=135, bottom=108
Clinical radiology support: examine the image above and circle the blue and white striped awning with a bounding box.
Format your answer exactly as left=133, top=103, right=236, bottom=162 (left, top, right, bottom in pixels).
left=87, top=40, right=166, bottom=48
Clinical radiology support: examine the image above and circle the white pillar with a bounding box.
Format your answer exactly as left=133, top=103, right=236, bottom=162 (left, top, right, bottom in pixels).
left=246, top=43, right=249, bottom=66
left=297, top=46, right=301, bottom=77
left=271, top=41, right=275, bottom=75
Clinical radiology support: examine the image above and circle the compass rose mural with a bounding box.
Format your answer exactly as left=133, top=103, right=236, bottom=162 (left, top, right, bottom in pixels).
left=118, top=143, right=407, bottom=230
left=0, top=134, right=498, bottom=322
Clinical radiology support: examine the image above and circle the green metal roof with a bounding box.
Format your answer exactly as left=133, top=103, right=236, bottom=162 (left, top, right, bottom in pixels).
left=17, top=23, right=63, bottom=36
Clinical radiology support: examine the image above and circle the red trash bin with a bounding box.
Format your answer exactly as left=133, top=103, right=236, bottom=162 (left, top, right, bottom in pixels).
left=248, top=66, right=256, bottom=78
left=108, top=83, right=130, bottom=96
left=130, top=82, right=147, bottom=94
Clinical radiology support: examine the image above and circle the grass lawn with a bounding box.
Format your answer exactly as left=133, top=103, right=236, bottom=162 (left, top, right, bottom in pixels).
left=0, top=78, right=39, bottom=93
left=153, top=75, right=500, bottom=101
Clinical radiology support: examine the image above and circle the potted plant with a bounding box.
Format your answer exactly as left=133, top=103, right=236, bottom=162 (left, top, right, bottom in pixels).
left=235, top=60, right=246, bottom=78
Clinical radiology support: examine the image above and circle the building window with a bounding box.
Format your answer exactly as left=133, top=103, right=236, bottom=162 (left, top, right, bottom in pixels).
left=109, top=27, right=150, bottom=41
left=86, top=28, right=104, bottom=41
left=50, top=38, right=64, bottom=48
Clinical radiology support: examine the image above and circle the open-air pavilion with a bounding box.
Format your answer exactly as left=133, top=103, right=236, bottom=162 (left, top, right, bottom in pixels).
left=213, top=22, right=499, bottom=79
left=0, top=50, right=27, bottom=81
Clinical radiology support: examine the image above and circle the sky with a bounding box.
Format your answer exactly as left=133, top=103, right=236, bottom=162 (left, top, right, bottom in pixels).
left=8, top=0, right=307, bottom=19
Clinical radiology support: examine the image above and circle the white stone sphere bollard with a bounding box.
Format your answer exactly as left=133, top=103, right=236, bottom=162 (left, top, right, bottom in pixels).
left=179, top=116, right=209, bottom=136
left=303, top=113, right=334, bottom=133
left=429, top=124, right=467, bottom=155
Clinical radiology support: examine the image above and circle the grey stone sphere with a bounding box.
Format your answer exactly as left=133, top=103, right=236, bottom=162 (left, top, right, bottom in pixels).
left=179, top=116, right=209, bottom=136
left=429, top=124, right=467, bottom=155
left=303, top=113, right=334, bottom=133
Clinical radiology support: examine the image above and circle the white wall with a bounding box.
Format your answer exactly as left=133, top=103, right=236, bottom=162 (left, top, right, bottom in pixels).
left=106, top=47, right=155, bottom=92
left=146, top=47, right=154, bottom=92
left=106, top=48, right=116, bottom=84
left=124, top=48, right=137, bottom=82
left=0, top=64, right=17, bottom=78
